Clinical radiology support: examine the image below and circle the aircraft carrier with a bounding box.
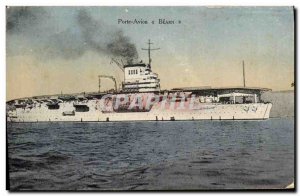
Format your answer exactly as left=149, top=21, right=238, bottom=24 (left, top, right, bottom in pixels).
left=6, top=40, right=272, bottom=122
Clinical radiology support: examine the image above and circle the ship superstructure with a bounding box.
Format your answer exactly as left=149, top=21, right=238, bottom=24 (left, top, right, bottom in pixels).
left=6, top=40, right=272, bottom=122
left=122, top=62, right=160, bottom=92
left=122, top=39, right=160, bottom=93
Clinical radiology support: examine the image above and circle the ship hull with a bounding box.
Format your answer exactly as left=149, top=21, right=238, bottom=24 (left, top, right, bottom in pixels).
left=7, top=102, right=272, bottom=122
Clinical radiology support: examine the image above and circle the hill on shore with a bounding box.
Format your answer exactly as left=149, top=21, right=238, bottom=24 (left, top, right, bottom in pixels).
left=262, top=90, right=294, bottom=118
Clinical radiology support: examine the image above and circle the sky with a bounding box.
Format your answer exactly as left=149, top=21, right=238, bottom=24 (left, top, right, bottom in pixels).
left=6, top=6, right=294, bottom=100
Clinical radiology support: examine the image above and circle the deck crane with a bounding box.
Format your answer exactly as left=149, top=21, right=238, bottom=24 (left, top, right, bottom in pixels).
left=98, top=75, right=117, bottom=93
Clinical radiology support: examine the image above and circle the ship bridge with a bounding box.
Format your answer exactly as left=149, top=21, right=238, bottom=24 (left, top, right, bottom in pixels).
left=122, top=62, right=160, bottom=92
left=122, top=40, right=161, bottom=93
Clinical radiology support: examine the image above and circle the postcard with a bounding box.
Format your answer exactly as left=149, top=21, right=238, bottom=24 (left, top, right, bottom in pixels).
left=6, top=6, right=295, bottom=190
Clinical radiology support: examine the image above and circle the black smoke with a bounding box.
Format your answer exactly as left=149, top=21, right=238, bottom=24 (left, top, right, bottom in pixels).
left=6, top=7, right=139, bottom=64
left=6, top=7, right=46, bottom=33
left=76, top=9, right=138, bottom=63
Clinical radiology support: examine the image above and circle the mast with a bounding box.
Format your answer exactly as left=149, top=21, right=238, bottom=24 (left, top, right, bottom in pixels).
left=98, top=76, right=101, bottom=93
left=243, top=60, right=246, bottom=87
left=142, top=39, right=160, bottom=67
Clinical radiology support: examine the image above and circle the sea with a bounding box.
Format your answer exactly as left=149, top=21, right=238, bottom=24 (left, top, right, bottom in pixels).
left=7, top=117, right=294, bottom=190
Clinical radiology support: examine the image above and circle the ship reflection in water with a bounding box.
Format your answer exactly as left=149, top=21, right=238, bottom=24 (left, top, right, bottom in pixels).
left=7, top=117, right=294, bottom=190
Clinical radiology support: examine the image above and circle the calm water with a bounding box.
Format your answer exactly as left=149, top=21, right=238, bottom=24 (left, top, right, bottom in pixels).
left=7, top=118, right=294, bottom=190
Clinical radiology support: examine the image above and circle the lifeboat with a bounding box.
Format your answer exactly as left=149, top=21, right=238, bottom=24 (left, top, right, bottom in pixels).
left=73, top=103, right=89, bottom=112
left=46, top=102, right=60, bottom=110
